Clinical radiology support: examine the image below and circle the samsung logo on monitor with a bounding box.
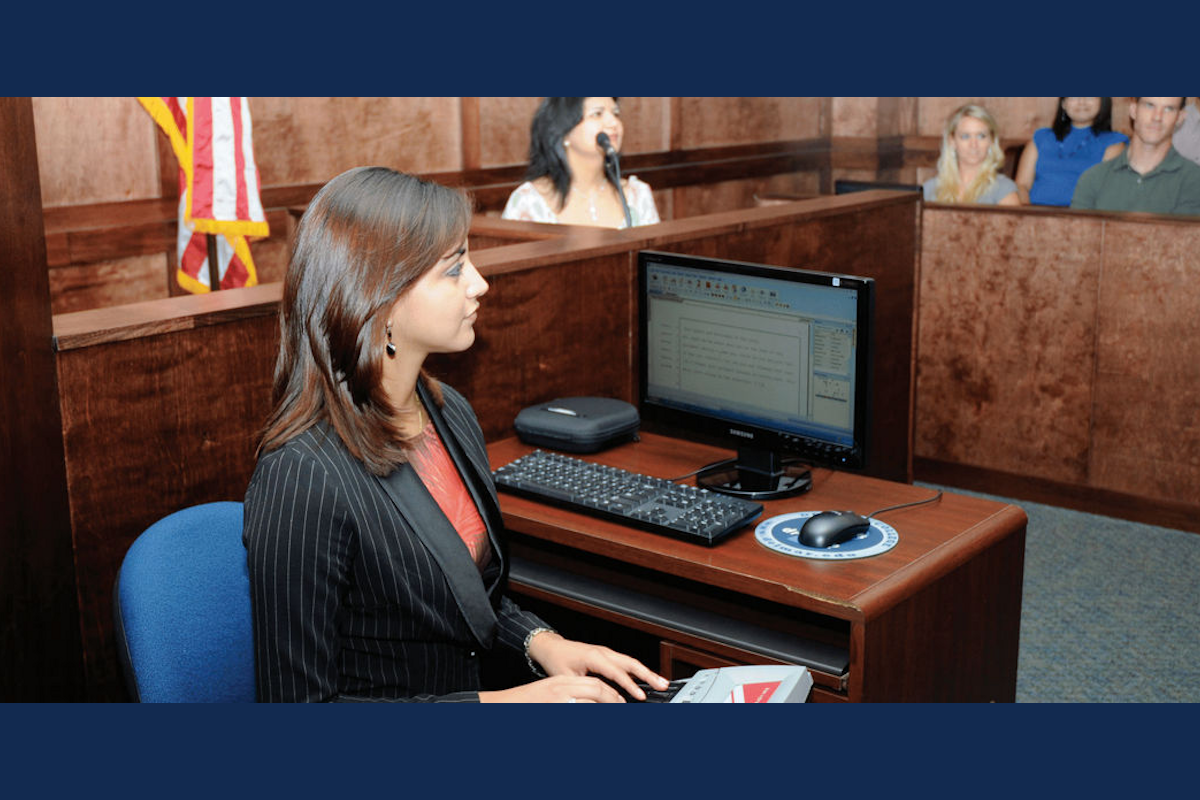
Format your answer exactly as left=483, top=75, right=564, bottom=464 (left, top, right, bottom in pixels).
left=729, top=428, right=755, bottom=439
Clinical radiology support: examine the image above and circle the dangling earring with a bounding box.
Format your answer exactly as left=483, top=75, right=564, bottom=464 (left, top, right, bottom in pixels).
left=385, top=322, right=396, bottom=358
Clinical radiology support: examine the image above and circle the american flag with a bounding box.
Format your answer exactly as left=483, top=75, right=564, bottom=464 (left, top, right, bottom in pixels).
left=137, top=97, right=269, bottom=292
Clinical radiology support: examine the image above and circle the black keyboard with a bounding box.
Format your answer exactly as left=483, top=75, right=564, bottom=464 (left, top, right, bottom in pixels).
left=491, top=449, right=763, bottom=546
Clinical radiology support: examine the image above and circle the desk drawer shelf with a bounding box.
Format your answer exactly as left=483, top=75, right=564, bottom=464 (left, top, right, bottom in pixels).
left=508, top=537, right=850, bottom=692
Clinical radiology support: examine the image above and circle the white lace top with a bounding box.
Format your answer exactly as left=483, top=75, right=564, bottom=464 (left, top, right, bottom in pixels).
left=501, top=175, right=661, bottom=227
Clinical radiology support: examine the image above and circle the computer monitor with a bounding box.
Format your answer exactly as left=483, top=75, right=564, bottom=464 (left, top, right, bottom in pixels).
left=638, top=251, right=874, bottom=501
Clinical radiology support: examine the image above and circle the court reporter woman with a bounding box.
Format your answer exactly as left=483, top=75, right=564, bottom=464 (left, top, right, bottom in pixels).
left=501, top=96, right=660, bottom=228
left=243, top=166, right=668, bottom=702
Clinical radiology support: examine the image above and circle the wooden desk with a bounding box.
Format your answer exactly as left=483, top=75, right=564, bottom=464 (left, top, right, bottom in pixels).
left=488, top=433, right=1027, bottom=703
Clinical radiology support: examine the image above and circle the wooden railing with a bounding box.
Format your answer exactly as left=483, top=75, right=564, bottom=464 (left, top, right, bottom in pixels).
left=41, top=137, right=952, bottom=314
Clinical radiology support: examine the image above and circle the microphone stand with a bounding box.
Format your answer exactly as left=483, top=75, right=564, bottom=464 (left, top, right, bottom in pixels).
left=598, top=134, right=633, bottom=228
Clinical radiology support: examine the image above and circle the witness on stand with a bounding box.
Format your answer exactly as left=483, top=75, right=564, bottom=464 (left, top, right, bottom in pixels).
left=923, top=104, right=1020, bottom=206
left=1015, top=97, right=1127, bottom=206
left=243, top=166, right=669, bottom=702
left=502, top=97, right=660, bottom=228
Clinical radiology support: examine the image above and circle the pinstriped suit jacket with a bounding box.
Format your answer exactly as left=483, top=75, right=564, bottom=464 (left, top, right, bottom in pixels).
left=243, top=382, right=549, bottom=702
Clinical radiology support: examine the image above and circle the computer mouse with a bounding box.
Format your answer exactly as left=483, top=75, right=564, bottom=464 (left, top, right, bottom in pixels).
left=798, top=510, right=871, bottom=548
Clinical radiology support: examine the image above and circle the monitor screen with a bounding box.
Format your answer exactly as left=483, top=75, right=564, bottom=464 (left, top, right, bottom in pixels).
left=638, top=250, right=874, bottom=500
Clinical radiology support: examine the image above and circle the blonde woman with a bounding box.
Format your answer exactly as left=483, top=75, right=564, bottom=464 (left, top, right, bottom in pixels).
left=923, top=104, right=1020, bottom=205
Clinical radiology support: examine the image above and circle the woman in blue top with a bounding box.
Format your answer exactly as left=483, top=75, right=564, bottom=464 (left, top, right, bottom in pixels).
left=1015, top=97, right=1128, bottom=206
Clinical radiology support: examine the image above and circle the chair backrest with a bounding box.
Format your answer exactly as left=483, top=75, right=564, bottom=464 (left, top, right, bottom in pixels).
left=113, top=501, right=255, bottom=702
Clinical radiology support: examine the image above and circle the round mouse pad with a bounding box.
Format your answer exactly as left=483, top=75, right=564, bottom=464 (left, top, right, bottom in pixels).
left=754, top=511, right=899, bottom=560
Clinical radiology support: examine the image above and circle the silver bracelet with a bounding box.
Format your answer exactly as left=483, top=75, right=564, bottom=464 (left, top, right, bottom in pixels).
left=523, top=627, right=555, bottom=677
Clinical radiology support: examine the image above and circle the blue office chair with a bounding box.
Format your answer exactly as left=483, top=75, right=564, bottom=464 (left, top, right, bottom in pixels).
left=113, top=501, right=256, bottom=702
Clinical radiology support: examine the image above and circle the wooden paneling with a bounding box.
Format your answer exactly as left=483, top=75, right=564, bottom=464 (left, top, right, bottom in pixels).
left=57, top=312, right=278, bottom=699
left=48, top=254, right=170, bottom=314
left=1090, top=220, right=1200, bottom=503
left=917, top=206, right=1103, bottom=484
left=0, top=98, right=84, bottom=701
left=916, top=97, right=1062, bottom=140
left=674, top=97, right=823, bottom=148
left=248, top=97, right=464, bottom=184
left=915, top=204, right=1200, bottom=533
left=477, top=97, right=540, bottom=168
left=32, top=97, right=160, bottom=206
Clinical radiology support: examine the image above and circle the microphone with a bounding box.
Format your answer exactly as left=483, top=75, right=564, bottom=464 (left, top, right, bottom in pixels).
left=596, top=131, right=618, bottom=160
left=595, top=132, right=633, bottom=228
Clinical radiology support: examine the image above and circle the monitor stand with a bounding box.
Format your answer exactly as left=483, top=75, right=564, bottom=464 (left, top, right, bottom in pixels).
left=694, top=446, right=812, bottom=501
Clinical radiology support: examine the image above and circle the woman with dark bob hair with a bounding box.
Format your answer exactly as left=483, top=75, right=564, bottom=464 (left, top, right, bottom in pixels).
left=244, top=166, right=668, bottom=702
left=502, top=97, right=660, bottom=227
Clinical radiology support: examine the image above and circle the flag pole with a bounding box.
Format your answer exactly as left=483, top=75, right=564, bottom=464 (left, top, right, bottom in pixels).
left=205, top=233, right=221, bottom=291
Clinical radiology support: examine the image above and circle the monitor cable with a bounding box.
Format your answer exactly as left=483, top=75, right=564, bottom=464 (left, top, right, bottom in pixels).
left=866, top=490, right=943, bottom=519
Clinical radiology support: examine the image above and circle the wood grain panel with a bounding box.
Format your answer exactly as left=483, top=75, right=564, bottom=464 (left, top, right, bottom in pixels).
left=249, top=97, right=463, bottom=185
left=478, top=96, right=541, bottom=168
left=857, top=528, right=1023, bottom=701
left=460, top=97, right=481, bottom=171
left=57, top=314, right=279, bottom=700
left=49, top=254, right=169, bottom=314
left=616, top=97, right=671, bottom=155
left=913, top=205, right=1200, bottom=534
left=876, top=97, right=920, bottom=138
left=0, top=97, right=85, bottom=700
left=831, top=97, right=879, bottom=137
left=916, top=97, right=1060, bottom=141
left=671, top=173, right=821, bottom=217
left=1090, top=219, right=1200, bottom=504
left=32, top=97, right=159, bottom=207
left=675, top=97, right=822, bottom=148
left=916, top=206, right=1102, bottom=483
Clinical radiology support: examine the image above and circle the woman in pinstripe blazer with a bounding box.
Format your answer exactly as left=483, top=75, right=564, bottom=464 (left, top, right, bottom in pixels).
left=243, top=167, right=668, bottom=702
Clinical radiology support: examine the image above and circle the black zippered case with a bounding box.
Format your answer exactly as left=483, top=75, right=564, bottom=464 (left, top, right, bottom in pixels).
left=513, top=396, right=640, bottom=454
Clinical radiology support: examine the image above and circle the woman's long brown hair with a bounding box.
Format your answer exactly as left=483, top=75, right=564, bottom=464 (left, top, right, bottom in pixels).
left=256, top=166, right=471, bottom=475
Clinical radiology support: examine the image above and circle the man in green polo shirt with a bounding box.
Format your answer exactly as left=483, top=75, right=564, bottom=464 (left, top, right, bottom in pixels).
left=1071, top=97, right=1200, bottom=216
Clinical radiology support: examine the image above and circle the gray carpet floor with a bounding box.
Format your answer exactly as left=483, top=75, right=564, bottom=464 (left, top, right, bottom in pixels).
left=919, top=483, right=1200, bottom=703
